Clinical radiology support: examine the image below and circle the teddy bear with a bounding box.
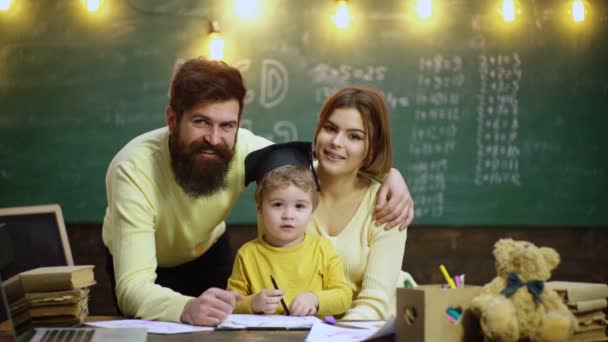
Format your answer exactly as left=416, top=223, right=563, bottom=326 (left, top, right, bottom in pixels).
left=470, top=238, right=577, bottom=342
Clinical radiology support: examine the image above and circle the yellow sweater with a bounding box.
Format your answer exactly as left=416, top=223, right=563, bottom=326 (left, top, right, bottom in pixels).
left=102, top=127, right=271, bottom=322
left=227, top=234, right=352, bottom=316
left=308, top=181, right=408, bottom=320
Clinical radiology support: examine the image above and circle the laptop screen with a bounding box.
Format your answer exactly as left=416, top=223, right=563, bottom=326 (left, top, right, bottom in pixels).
left=0, top=210, right=75, bottom=341
left=0, top=204, right=74, bottom=281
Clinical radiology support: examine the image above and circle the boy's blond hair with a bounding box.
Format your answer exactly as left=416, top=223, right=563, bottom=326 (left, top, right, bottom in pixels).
left=254, top=165, right=320, bottom=209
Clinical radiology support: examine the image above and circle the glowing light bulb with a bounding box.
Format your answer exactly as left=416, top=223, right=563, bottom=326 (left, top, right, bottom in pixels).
left=86, top=0, right=103, bottom=12
left=334, top=1, right=350, bottom=29
left=0, top=0, right=12, bottom=11
left=416, top=0, right=432, bottom=19
left=502, top=0, right=516, bottom=22
left=235, top=0, right=260, bottom=19
left=208, top=33, right=225, bottom=61
left=572, top=0, right=585, bottom=22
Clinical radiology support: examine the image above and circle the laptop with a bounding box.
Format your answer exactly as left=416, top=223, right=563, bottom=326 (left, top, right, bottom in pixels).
left=0, top=227, right=147, bottom=341
left=0, top=204, right=74, bottom=279
left=1, top=276, right=148, bottom=342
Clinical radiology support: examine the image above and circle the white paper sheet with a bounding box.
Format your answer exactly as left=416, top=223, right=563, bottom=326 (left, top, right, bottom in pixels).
left=337, top=321, right=386, bottom=330
left=218, top=314, right=322, bottom=329
left=86, top=319, right=213, bottom=334
left=306, top=316, right=395, bottom=342
left=306, top=322, right=377, bottom=342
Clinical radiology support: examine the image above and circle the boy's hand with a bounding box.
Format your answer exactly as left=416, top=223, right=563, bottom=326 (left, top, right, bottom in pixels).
left=289, top=292, right=318, bottom=316
left=252, top=289, right=285, bottom=314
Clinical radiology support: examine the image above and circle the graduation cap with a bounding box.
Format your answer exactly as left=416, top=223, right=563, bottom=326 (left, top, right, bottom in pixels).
left=244, top=141, right=321, bottom=191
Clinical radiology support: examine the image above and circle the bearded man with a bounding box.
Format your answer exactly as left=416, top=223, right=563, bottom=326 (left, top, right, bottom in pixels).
left=102, top=58, right=413, bottom=326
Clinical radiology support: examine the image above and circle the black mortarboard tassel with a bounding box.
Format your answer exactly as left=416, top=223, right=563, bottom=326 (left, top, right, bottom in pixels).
left=244, top=141, right=321, bottom=191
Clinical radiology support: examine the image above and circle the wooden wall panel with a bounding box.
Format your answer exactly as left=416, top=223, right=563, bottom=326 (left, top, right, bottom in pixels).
left=67, top=224, right=608, bottom=315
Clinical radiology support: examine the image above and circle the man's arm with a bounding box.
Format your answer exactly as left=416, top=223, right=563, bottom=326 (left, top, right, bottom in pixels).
left=111, top=162, right=243, bottom=325
left=108, top=162, right=193, bottom=322
left=373, top=168, right=415, bottom=230
left=239, top=127, right=274, bottom=160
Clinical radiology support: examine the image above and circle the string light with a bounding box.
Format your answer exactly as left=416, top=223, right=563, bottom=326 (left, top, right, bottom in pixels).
left=0, top=0, right=12, bottom=11
left=86, top=0, right=103, bottom=12
left=572, top=0, right=585, bottom=22
left=207, top=21, right=225, bottom=61
left=416, top=0, right=432, bottom=19
left=235, top=0, right=260, bottom=19
left=333, top=0, right=350, bottom=29
left=501, top=0, right=516, bottom=22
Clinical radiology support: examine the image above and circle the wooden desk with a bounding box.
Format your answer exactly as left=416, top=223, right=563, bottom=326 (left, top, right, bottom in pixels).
left=145, top=330, right=395, bottom=342
left=148, top=330, right=308, bottom=341
left=91, top=316, right=394, bottom=341
left=2, top=317, right=394, bottom=341
left=86, top=316, right=307, bottom=341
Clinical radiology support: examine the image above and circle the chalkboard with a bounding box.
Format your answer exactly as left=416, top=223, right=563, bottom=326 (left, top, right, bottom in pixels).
left=0, top=205, right=74, bottom=280
left=0, top=1, right=607, bottom=226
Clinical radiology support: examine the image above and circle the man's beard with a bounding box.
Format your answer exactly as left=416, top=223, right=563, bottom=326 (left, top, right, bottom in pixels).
left=169, top=132, right=235, bottom=198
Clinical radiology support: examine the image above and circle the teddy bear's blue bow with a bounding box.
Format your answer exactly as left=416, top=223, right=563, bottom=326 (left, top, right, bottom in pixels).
left=500, top=272, right=544, bottom=303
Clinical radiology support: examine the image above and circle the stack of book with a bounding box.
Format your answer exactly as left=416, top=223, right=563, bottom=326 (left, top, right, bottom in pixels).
left=19, top=265, right=95, bottom=326
left=547, top=281, right=608, bottom=342
left=2, top=275, right=29, bottom=331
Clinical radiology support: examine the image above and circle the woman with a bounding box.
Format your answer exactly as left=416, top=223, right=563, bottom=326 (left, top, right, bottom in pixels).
left=309, top=86, right=411, bottom=320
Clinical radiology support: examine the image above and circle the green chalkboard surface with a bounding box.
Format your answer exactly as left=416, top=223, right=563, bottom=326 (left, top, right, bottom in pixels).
left=1, top=1, right=607, bottom=225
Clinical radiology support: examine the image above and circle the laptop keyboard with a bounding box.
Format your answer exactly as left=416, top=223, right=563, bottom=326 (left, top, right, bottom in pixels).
left=39, top=328, right=95, bottom=342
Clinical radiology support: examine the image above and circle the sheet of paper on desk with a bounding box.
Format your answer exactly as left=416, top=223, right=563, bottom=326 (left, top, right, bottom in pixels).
left=306, top=316, right=395, bottom=342
left=338, top=321, right=386, bottom=330
left=86, top=319, right=213, bottom=334
left=306, top=323, right=376, bottom=342
left=218, top=314, right=322, bottom=329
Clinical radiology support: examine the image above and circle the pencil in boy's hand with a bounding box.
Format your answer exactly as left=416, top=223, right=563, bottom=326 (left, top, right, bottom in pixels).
left=270, top=275, right=290, bottom=316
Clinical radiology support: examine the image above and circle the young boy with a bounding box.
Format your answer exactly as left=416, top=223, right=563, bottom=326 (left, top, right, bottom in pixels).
left=227, top=141, right=352, bottom=316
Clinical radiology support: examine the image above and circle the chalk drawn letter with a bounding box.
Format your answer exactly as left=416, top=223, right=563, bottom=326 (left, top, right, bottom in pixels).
left=260, top=59, right=288, bottom=108
left=274, top=121, right=297, bottom=142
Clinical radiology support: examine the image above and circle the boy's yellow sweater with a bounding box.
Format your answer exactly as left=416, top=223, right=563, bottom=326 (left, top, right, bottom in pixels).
left=227, top=233, right=352, bottom=316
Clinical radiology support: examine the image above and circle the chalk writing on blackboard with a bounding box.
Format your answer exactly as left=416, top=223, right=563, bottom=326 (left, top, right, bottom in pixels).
left=475, top=53, right=522, bottom=186
left=310, top=64, right=387, bottom=85
left=309, top=63, right=409, bottom=109
left=273, top=121, right=298, bottom=142
left=409, top=54, right=465, bottom=218
left=235, top=58, right=288, bottom=108
left=314, top=86, right=410, bottom=110
left=260, top=59, right=288, bottom=108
